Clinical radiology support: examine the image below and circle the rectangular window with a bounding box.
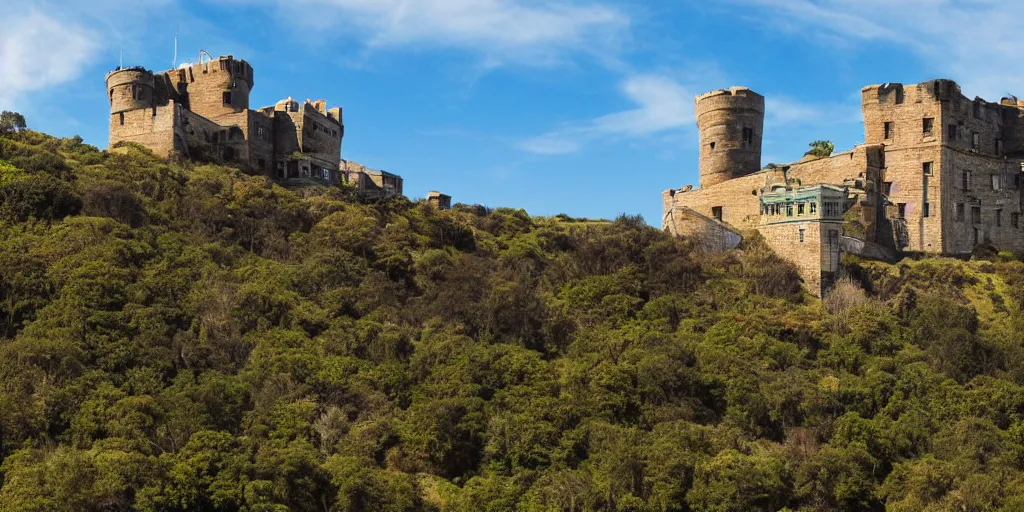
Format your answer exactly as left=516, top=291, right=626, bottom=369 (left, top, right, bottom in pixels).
left=742, top=127, right=753, bottom=145
left=956, top=203, right=965, bottom=221
left=119, top=112, right=125, bottom=125
left=799, top=228, right=806, bottom=243
left=897, top=203, right=907, bottom=219
left=962, top=171, right=972, bottom=189
left=223, top=92, right=232, bottom=105
left=997, top=139, right=1004, bottom=156
left=923, top=162, right=933, bottom=176
left=810, top=202, right=817, bottom=215
left=712, top=206, right=723, bottom=221
left=895, top=89, right=905, bottom=104
left=993, top=174, right=1001, bottom=191
left=1014, top=213, right=1021, bottom=229
left=973, top=132, right=980, bottom=150
left=798, top=203, right=806, bottom=216
left=923, top=203, right=931, bottom=218
left=972, top=206, right=982, bottom=224
left=883, top=182, right=893, bottom=196
left=948, top=124, right=958, bottom=141
left=996, top=209, right=1003, bottom=227
left=786, top=203, right=794, bottom=217
left=884, top=121, right=894, bottom=139
left=923, top=117, right=934, bottom=135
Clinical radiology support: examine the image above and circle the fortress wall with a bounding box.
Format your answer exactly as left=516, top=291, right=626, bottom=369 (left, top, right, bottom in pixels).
left=109, top=105, right=176, bottom=155
left=787, top=145, right=884, bottom=186
left=759, top=219, right=843, bottom=297
left=667, top=171, right=779, bottom=232
left=941, top=149, right=1024, bottom=254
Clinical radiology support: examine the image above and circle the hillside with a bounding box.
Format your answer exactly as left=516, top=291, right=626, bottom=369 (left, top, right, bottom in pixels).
left=3, top=129, right=1024, bottom=511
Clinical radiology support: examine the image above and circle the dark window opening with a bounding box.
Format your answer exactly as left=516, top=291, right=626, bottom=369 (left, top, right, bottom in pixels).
left=997, top=139, right=1004, bottom=156
left=151, top=107, right=157, bottom=117
left=956, top=203, right=965, bottom=221
left=948, top=124, right=958, bottom=141
left=973, top=132, right=980, bottom=150
left=996, top=209, right=1003, bottom=227
left=883, top=182, right=893, bottom=196
left=1014, top=213, right=1021, bottom=229
left=712, top=206, right=723, bottom=221
left=923, top=117, right=934, bottom=134
left=223, top=91, right=232, bottom=105
left=962, top=171, right=972, bottom=189
left=895, top=89, right=905, bottom=104
left=923, top=203, right=931, bottom=218
left=923, top=161, right=933, bottom=176
left=884, top=122, right=894, bottom=139
left=799, top=228, right=806, bottom=243
left=709, top=141, right=716, bottom=150
left=742, top=127, right=753, bottom=145
left=897, top=203, right=907, bottom=219
left=798, top=203, right=805, bottom=215
left=972, top=206, right=982, bottom=224
left=119, top=113, right=124, bottom=126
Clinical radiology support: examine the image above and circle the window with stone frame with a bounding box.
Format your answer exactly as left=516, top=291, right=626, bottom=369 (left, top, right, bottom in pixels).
left=993, top=174, right=1001, bottom=191
left=923, top=203, right=931, bottom=218
left=884, top=122, right=894, bottom=140
left=799, top=228, right=805, bottom=243
left=742, top=127, right=753, bottom=145
left=948, top=124, right=959, bottom=141
left=923, top=162, right=933, bottom=176
left=972, top=206, right=982, bottom=224
left=1014, top=212, right=1021, bottom=229
left=955, top=203, right=965, bottom=221
left=712, top=206, right=723, bottom=221
left=923, top=117, right=934, bottom=135
left=897, top=203, right=907, bottom=219
left=962, top=170, right=972, bottom=189
left=996, top=209, right=1003, bottom=227
left=973, top=132, right=981, bottom=150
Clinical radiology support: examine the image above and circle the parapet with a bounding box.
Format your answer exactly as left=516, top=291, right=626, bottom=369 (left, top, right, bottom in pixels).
left=862, top=79, right=961, bottom=105
left=695, top=87, right=765, bottom=117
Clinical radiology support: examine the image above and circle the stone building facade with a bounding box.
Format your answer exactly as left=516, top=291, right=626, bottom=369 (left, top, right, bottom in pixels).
left=106, top=54, right=346, bottom=185
left=339, top=159, right=404, bottom=199
left=663, top=79, right=1024, bottom=295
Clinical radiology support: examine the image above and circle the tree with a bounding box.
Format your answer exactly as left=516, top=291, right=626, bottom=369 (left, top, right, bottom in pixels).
left=0, top=111, right=26, bottom=133
left=805, top=140, right=835, bottom=158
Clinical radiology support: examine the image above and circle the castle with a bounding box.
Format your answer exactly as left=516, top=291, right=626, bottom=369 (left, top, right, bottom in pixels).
left=663, top=80, right=1024, bottom=295
left=105, top=52, right=426, bottom=202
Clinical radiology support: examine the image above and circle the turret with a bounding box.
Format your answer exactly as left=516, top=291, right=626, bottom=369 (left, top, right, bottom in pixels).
left=695, top=87, right=765, bottom=188
left=106, top=68, right=156, bottom=114
left=186, top=55, right=254, bottom=118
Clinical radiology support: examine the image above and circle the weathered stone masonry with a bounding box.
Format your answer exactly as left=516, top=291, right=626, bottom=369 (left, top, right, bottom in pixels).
left=663, top=79, right=1024, bottom=295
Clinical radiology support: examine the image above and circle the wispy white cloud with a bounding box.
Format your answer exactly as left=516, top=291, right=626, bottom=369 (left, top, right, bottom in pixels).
left=723, top=0, right=1024, bottom=99
left=0, top=9, right=101, bottom=109
left=517, top=74, right=694, bottom=155
left=765, top=96, right=861, bottom=127
left=241, top=0, right=630, bottom=67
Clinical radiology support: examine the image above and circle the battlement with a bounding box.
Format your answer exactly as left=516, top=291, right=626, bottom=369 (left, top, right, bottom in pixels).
left=694, top=87, right=765, bottom=118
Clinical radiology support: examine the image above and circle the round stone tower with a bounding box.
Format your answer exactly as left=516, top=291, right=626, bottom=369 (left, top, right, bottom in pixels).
left=105, top=68, right=156, bottom=114
left=695, top=87, right=765, bottom=188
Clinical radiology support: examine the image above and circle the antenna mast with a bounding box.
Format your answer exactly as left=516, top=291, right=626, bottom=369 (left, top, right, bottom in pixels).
left=172, top=32, right=178, bottom=68
left=120, top=44, right=123, bottom=68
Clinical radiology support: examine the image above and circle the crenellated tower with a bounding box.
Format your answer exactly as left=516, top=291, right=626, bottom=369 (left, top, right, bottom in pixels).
left=106, top=68, right=157, bottom=115
left=695, top=87, right=765, bottom=188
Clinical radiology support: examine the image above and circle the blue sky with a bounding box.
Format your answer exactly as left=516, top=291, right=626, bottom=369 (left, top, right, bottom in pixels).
left=3, top=0, right=1022, bottom=224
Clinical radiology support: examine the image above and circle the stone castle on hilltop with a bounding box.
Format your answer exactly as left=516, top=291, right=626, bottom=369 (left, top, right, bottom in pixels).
left=664, top=80, right=1024, bottom=295
left=105, top=52, right=446, bottom=204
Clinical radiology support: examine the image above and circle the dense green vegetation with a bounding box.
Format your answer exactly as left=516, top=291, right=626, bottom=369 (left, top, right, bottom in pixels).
left=4, top=129, right=1024, bottom=511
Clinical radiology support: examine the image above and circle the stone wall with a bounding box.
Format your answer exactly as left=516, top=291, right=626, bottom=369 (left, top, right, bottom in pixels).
left=695, top=87, right=765, bottom=188
left=110, top=104, right=176, bottom=156
left=942, top=149, right=1024, bottom=254
left=759, top=219, right=842, bottom=297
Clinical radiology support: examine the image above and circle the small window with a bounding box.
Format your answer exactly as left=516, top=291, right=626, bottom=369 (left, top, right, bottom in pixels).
left=923, top=203, right=931, bottom=218
left=993, top=174, right=1001, bottom=191
left=955, top=203, right=965, bottom=221
left=883, top=182, right=893, bottom=196
left=131, top=84, right=138, bottom=99
left=923, top=117, right=934, bottom=134
left=712, top=206, right=723, bottom=221
left=948, top=124, right=958, bottom=141
left=923, top=162, right=933, bottom=176
left=897, top=203, right=907, bottom=219
left=709, top=142, right=716, bottom=150
left=223, top=92, right=232, bottom=105
left=152, top=107, right=156, bottom=117
left=884, top=121, right=894, bottom=139
left=973, top=132, right=980, bottom=150
left=962, top=171, right=972, bottom=189
left=810, top=202, right=817, bottom=215
left=895, top=89, right=905, bottom=104
left=1014, top=213, right=1021, bottom=229
left=972, top=206, right=982, bottom=224
left=786, top=203, right=794, bottom=217
left=742, top=127, right=753, bottom=145
left=996, top=209, right=1003, bottom=227
left=798, top=203, right=806, bottom=216
left=799, top=228, right=806, bottom=243
left=119, top=112, right=125, bottom=126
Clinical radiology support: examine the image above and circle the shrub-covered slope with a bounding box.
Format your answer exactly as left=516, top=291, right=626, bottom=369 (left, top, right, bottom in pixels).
left=4, top=131, right=1024, bottom=511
